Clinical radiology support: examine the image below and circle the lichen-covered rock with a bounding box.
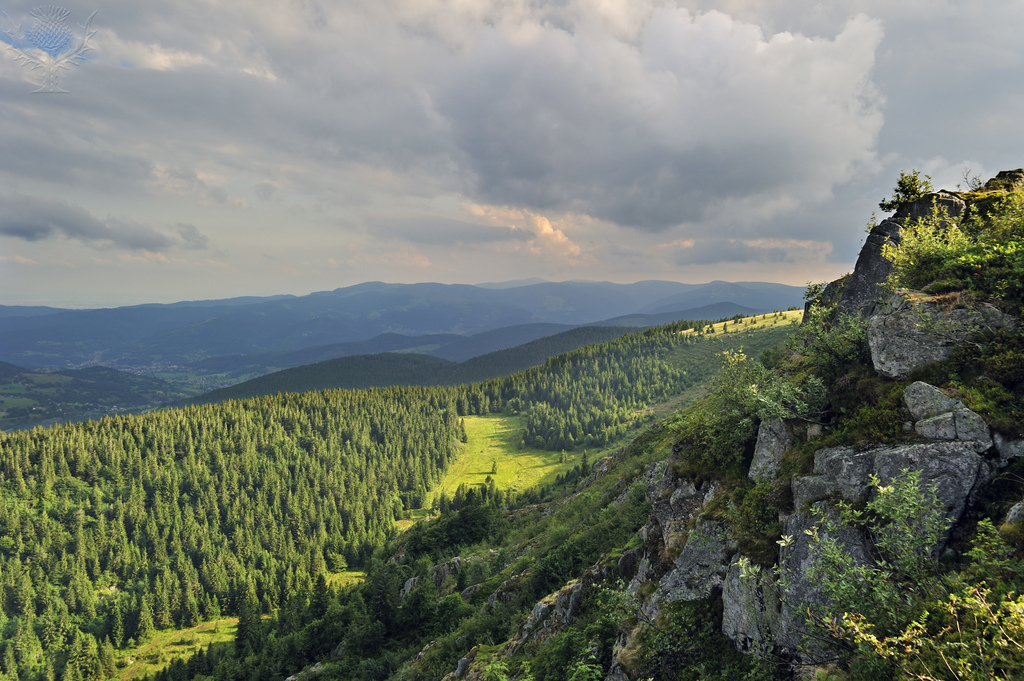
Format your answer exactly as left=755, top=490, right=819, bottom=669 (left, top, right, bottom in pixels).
left=793, top=447, right=874, bottom=508
left=487, top=573, right=525, bottom=608
left=902, top=381, right=992, bottom=452
left=749, top=418, right=792, bottom=481
left=649, top=520, right=737, bottom=613
left=878, top=443, right=992, bottom=523
left=984, top=168, right=1024, bottom=190
left=776, top=507, right=872, bottom=654
left=460, top=584, right=484, bottom=603
left=904, top=381, right=965, bottom=420
left=868, top=292, right=1016, bottom=379
left=400, top=576, right=419, bottom=600
left=645, top=460, right=710, bottom=552
left=618, top=548, right=639, bottom=581
left=916, top=409, right=992, bottom=452
left=798, top=442, right=988, bottom=527
left=721, top=557, right=781, bottom=653
left=432, top=557, right=464, bottom=588
left=835, top=218, right=902, bottom=320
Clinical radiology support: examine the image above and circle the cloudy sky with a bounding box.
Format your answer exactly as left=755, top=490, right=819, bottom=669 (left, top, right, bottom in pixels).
left=1, top=0, right=1022, bottom=308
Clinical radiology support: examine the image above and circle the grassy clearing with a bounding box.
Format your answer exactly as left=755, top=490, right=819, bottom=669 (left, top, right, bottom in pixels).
left=681, top=309, right=803, bottom=336
left=116, top=618, right=237, bottom=681
left=396, top=508, right=435, bottom=531
left=434, top=414, right=579, bottom=501
left=325, top=570, right=366, bottom=589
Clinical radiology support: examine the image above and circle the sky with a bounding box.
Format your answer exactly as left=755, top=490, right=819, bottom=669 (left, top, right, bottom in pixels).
left=0, top=0, right=1022, bottom=308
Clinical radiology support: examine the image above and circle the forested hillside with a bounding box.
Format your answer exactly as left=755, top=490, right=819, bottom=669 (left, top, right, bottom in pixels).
left=188, top=326, right=639, bottom=405
left=127, top=171, right=1024, bottom=681
left=0, top=316, right=797, bottom=681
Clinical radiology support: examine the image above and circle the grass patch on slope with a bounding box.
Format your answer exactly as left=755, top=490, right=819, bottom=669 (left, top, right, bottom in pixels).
left=117, top=618, right=238, bottom=681
left=435, top=414, right=579, bottom=500
left=682, top=309, right=803, bottom=336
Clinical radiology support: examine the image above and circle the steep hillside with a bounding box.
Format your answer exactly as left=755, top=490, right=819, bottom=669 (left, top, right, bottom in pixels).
left=0, top=314, right=799, bottom=681
left=130, top=170, right=1024, bottom=681
left=9, top=171, right=1024, bottom=681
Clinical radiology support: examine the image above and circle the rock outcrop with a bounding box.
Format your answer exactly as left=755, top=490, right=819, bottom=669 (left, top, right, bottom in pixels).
left=648, top=520, right=737, bottom=613
left=868, top=291, right=1016, bottom=379
left=721, top=557, right=781, bottom=653
left=835, top=192, right=966, bottom=320
left=749, top=418, right=791, bottom=481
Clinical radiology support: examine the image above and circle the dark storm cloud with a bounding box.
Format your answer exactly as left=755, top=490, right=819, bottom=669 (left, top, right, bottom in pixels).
left=431, top=9, right=884, bottom=231
left=0, top=192, right=209, bottom=251
left=3, top=0, right=1024, bottom=306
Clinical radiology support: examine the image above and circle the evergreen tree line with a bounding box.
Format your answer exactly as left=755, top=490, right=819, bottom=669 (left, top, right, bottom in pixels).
left=0, top=386, right=463, bottom=681
left=0, top=320, right=794, bottom=681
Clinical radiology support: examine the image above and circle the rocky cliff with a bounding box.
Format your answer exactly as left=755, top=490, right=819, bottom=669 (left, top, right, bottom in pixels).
left=435, top=170, right=1024, bottom=680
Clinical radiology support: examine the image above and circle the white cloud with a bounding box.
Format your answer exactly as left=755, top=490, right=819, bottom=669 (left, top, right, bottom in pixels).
left=1, top=0, right=1023, bottom=305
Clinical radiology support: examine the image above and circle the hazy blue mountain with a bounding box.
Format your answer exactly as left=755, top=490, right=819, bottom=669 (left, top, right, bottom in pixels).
left=642, top=280, right=803, bottom=314
left=188, top=325, right=637, bottom=405
left=188, top=332, right=467, bottom=378
left=0, top=305, right=64, bottom=318
left=425, top=323, right=574, bottom=362
left=0, top=280, right=803, bottom=371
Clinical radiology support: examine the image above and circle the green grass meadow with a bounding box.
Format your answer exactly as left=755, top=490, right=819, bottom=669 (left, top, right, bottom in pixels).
left=116, top=618, right=238, bottom=681
left=435, top=414, right=580, bottom=500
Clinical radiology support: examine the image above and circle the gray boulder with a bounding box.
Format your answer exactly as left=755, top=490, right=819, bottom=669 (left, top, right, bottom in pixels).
left=749, top=418, right=792, bottom=481
left=722, top=558, right=781, bottom=653
left=775, top=507, right=872, bottom=655
left=994, top=433, right=1024, bottom=468
left=649, top=520, right=737, bottom=612
left=903, top=381, right=965, bottom=420
left=793, top=441, right=988, bottom=526
left=903, top=381, right=992, bottom=452
left=400, top=576, right=419, bottom=600
left=868, top=292, right=1016, bottom=379
left=984, top=169, right=1024, bottom=190
left=916, top=409, right=992, bottom=452
left=460, top=584, right=483, bottom=603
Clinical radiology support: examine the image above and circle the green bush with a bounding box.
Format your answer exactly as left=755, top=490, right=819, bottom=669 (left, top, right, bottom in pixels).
left=883, top=189, right=1024, bottom=313
left=730, top=480, right=789, bottom=567
left=671, top=350, right=826, bottom=476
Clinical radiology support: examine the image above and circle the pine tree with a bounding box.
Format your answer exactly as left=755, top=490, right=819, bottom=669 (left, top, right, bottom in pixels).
left=135, top=596, right=154, bottom=642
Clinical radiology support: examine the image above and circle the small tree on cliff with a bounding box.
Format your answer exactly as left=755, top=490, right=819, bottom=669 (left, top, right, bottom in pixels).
left=879, top=169, right=933, bottom=212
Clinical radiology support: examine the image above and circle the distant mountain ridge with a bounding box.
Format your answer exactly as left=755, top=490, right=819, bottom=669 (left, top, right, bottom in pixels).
left=187, top=325, right=639, bottom=405
left=0, top=280, right=803, bottom=374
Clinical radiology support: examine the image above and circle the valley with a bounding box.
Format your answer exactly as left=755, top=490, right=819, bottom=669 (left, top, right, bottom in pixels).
left=4, top=168, right=1024, bottom=681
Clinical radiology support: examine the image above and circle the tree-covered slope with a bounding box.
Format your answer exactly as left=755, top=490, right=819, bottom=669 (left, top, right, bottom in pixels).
left=129, top=171, right=1024, bottom=681
left=0, top=316, right=798, bottom=681
left=188, top=326, right=640, bottom=405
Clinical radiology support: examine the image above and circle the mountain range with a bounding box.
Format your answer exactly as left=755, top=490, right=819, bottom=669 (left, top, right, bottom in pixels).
left=0, top=280, right=803, bottom=376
